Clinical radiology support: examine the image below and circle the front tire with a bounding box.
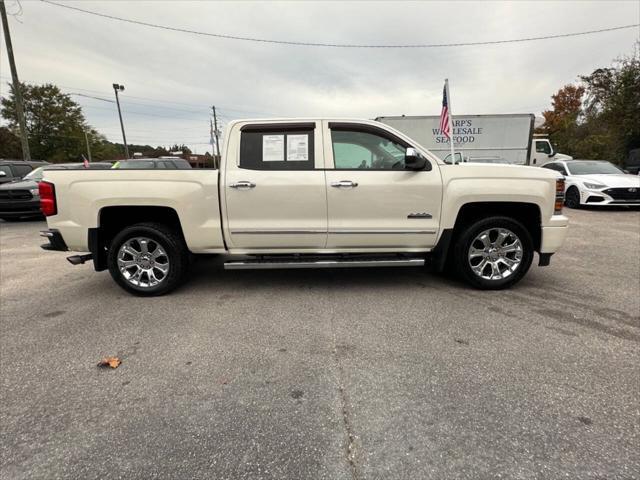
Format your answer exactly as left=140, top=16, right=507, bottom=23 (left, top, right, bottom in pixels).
left=107, top=222, right=189, bottom=296
left=452, top=216, right=534, bottom=290
left=564, top=187, right=581, bottom=209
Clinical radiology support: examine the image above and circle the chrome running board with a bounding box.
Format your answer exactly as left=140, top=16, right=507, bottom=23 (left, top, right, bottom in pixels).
left=224, top=257, right=425, bottom=270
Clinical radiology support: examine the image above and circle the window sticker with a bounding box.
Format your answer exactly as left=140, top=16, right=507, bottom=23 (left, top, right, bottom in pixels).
left=263, top=135, right=284, bottom=161
left=287, top=134, right=309, bottom=161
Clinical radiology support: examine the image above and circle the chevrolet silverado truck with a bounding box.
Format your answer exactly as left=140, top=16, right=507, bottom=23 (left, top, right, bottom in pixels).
left=39, top=119, right=568, bottom=296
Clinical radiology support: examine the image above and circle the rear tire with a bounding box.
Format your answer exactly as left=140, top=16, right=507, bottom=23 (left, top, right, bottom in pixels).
left=452, top=216, right=534, bottom=290
left=107, top=222, right=189, bottom=296
left=564, top=187, right=581, bottom=209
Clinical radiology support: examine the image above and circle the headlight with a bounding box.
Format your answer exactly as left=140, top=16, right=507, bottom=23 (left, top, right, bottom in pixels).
left=29, top=188, right=40, bottom=196
left=583, top=182, right=605, bottom=189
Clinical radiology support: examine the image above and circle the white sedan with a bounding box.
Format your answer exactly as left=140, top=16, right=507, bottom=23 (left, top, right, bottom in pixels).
left=542, top=160, right=640, bottom=208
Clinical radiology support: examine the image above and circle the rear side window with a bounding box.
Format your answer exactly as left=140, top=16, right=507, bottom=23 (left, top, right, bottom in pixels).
left=173, top=159, right=192, bottom=169
left=0, top=165, right=13, bottom=177
left=13, top=164, right=33, bottom=177
left=240, top=128, right=314, bottom=171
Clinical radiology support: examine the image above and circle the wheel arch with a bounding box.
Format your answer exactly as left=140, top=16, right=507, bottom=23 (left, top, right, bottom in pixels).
left=431, top=201, right=542, bottom=272
left=90, top=206, right=187, bottom=271
left=453, top=201, right=541, bottom=249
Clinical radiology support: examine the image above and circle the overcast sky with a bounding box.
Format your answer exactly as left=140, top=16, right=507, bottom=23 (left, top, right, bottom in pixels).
left=1, top=0, right=638, bottom=153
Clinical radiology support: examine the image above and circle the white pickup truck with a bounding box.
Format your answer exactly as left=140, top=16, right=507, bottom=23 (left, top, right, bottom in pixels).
left=39, top=118, right=568, bottom=296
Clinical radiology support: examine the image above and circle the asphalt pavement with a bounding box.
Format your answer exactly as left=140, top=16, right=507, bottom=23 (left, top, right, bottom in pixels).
left=1, top=208, right=639, bottom=480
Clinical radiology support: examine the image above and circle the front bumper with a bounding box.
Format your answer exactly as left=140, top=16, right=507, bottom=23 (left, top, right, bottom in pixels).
left=40, top=229, right=69, bottom=251
left=580, top=187, right=640, bottom=206
left=0, top=198, right=42, bottom=218
left=540, top=215, right=569, bottom=254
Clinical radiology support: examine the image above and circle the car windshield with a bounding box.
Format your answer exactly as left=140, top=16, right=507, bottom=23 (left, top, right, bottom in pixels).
left=566, top=161, right=623, bottom=175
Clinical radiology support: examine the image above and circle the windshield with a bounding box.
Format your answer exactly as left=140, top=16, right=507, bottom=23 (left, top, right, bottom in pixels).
left=24, top=167, right=45, bottom=181
left=566, top=161, right=623, bottom=175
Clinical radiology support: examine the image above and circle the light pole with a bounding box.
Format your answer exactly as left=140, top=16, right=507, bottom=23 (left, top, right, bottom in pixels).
left=112, top=83, right=129, bottom=159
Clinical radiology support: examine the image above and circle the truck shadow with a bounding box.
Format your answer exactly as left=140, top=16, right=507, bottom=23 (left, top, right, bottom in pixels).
left=185, top=255, right=462, bottom=293
left=572, top=205, right=640, bottom=212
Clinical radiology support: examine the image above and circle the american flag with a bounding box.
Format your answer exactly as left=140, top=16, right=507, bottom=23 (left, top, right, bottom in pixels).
left=439, top=84, right=451, bottom=139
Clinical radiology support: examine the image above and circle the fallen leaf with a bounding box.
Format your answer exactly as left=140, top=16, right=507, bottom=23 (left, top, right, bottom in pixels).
left=97, top=356, right=121, bottom=369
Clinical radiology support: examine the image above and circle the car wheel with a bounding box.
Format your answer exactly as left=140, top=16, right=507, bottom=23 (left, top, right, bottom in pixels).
left=452, top=216, right=534, bottom=290
left=564, top=187, right=581, bottom=209
left=107, top=222, right=189, bottom=296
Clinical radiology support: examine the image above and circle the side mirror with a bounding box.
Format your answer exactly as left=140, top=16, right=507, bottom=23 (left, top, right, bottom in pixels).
left=548, top=152, right=556, bottom=157
left=404, top=147, right=428, bottom=171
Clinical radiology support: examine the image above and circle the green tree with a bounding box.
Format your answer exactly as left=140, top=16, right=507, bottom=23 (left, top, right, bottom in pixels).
left=538, top=84, right=585, bottom=155
left=169, top=144, right=192, bottom=155
left=0, top=126, right=22, bottom=158
left=579, top=49, right=640, bottom=163
left=1, top=82, right=97, bottom=162
left=538, top=45, right=640, bottom=164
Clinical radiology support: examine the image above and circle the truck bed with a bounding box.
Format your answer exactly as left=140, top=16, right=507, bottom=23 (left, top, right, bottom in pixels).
left=42, top=169, right=225, bottom=253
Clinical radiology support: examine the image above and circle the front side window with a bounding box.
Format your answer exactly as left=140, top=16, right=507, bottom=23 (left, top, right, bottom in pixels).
left=240, top=128, right=314, bottom=171
left=536, top=141, right=552, bottom=154
left=331, top=130, right=407, bottom=170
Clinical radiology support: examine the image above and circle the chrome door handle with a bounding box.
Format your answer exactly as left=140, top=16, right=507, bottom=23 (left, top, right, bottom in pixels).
left=229, top=181, right=256, bottom=189
left=330, top=180, right=358, bottom=188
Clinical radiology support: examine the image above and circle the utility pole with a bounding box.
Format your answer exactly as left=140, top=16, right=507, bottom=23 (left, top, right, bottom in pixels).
left=1, top=0, right=31, bottom=160
left=84, top=130, right=92, bottom=162
left=112, top=83, right=129, bottom=159
left=209, top=118, right=215, bottom=167
left=212, top=106, right=220, bottom=159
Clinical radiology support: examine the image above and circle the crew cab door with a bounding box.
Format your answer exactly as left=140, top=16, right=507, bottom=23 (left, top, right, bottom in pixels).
left=323, top=121, right=442, bottom=249
left=223, top=122, right=327, bottom=250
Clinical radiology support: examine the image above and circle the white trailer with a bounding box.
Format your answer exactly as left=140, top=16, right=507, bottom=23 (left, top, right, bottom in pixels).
left=376, top=114, right=571, bottom=165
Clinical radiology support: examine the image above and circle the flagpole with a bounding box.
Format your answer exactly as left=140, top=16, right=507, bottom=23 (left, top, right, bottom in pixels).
left=445, top=78, right=456, bottom=164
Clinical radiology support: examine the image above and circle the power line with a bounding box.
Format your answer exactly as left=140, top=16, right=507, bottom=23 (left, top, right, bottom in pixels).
left=40, top=0, right=639, bottom=49
left=80, top=103, right=208, bottom=120
left=69, top=92, right=115, bottom=103
left=1, top=75, right=278, bottom=116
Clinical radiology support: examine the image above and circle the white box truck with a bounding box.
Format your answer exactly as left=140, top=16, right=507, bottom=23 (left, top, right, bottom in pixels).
left=376, top=114, right=572, bottom=165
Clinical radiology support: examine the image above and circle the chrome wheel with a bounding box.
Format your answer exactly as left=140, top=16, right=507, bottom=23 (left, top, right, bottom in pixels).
left=467, top=228, right=523, bottom=281
left=117, top=237, right=170, bottom=288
